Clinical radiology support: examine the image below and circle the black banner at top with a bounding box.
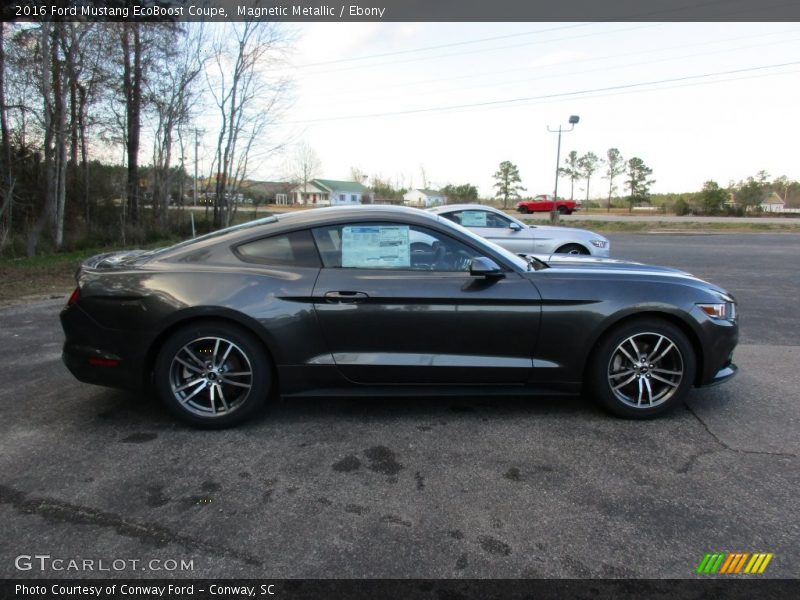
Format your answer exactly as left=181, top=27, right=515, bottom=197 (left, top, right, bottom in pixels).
left=4, top=0, right=800, bottom=23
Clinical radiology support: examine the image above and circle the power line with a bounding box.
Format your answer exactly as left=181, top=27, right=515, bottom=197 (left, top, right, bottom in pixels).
left=290, top=0, right=750, bottom=69
left=286, top=0, right=793, bottom=74
left=293, top=23, right=664, bottom=76
left=286, top=60, right=800, bottom=124
left=434, top=68, right=800, bottom=119
left=292, top=23, right=595, bottom=68
left=296, top=31, right=800, bottom=113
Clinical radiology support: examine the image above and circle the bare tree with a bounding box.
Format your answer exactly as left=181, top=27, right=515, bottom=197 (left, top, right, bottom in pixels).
left=63, top=23, right=103, bottom=228
left=292, top=141, right=321, bottom=204
left=419, top=164, right=428, bottom=189
left=120, top=23, right=143, bottom=226
left=206, top=22, right=291, bottom=228
left=27, top=22, right=69, bottom=256
left=0, top=23, right=14, bottom=246
left=147, top=24, right=205, bottom=230
left=349, top=166, right=366, bottom=185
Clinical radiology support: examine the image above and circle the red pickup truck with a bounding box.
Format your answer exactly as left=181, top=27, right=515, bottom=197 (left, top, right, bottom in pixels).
left=516, top=194, right=580, bottom=215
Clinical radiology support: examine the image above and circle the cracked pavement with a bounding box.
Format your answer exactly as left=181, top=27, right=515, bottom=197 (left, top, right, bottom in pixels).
left=0, top=233, right=798, bottom=578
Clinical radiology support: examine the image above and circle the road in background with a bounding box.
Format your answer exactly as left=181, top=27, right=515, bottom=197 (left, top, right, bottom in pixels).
left=523, top=212, right=800, bottom=224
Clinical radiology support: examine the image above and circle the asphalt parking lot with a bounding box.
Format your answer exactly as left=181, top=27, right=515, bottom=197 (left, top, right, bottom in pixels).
left=0, top=233, right=798, bottom=579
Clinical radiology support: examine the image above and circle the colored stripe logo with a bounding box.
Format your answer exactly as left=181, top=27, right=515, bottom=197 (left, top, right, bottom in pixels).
left=696, top=553, right=773, bottom=574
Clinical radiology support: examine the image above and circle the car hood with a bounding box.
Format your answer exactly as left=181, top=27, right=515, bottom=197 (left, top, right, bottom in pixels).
left=531, top=254, right=655, bottom=267
left=534, top=254, right=691, bottom=275
left=526, top=254, right=730, bottom=295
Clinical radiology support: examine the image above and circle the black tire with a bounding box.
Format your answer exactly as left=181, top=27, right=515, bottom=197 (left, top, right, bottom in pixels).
left=555, top=243, right=590, bottom=255
left=518, top=206, right=530, bottom=214
left=154, top=320, right=272, bottom=428
left=558, top=206, right=569, bottom=215
left=588, top=318, right=696, bottom=419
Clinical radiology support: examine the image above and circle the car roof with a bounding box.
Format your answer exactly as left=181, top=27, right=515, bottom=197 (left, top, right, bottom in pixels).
left=151, top=205, right=448, bottom=260
left=276, top=204, right=438, bottom=227
left=428, top=204, right=506, bottom=215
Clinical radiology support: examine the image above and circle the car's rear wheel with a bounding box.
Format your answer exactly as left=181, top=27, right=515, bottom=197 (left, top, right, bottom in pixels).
left=589, top=318, right=695, bottom=418
left=154, top=321, right=271, bottom=428
left=556, top=243, right=589, bottom=255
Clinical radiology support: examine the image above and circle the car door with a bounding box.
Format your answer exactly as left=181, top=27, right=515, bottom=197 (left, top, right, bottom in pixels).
left=527, top=225, right=558, bottom=255
left=310, top=221, right=541, bottom=385
left=534, top=196, right=553, bottom=212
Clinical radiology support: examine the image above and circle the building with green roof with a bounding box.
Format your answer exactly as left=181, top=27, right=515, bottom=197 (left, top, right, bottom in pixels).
left=291, top=179, right=370, bottom=206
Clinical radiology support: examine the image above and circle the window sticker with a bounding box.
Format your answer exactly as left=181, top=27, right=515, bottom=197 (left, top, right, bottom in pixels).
left=460, top=211, right=488, bottom=227
left=342, top=225, right=411, bottom=268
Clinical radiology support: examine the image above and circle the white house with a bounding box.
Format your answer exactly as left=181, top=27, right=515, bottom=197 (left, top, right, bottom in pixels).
left=291, top=179, right=369, bottom=206
left=403, top=189, right=445, bottom=208
left=760, top=192, right=786, bottom=213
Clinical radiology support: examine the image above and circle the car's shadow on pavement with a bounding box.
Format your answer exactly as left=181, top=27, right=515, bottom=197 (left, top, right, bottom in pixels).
left=83, top=388, right=614, bottom=431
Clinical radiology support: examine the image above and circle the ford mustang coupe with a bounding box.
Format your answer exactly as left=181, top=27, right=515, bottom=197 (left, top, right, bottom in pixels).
left=61, top=206, right=738, bottom=428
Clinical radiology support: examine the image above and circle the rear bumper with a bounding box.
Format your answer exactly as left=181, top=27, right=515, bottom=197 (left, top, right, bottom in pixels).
left=60, top=304, right=148, bottom=391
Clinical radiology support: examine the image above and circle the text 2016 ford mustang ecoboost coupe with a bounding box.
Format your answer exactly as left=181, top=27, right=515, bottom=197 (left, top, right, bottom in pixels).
left=61, top=206, right=738, bottom=428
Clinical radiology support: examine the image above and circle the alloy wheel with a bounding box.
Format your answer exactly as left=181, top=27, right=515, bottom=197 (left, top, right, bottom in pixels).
left=607, top=332, right=684, bottom=409
left=168, top=336, right=254, bottom=418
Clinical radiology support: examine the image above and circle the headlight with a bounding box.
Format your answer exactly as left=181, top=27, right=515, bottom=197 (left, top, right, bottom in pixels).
left=698, top=299, right=736, bottom=321
left=590, top=239, right=608, bottom=248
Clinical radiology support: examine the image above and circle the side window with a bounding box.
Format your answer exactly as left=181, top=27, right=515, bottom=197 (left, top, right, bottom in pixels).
left=444, top=210, right=511, bottom=228
left=235, top=230, right=321, bottom=268
left=312, top=223, right=481, bottom=272
left=487, top=212, right=513, bottom=228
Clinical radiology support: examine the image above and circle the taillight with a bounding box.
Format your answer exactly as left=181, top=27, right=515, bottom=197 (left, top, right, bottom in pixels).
left=67, top=287, right=81, bottom=306
left=88, top=357, right=119, bottom=367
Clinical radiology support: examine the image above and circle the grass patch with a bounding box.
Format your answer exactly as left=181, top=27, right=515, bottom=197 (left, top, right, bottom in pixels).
left=0, top=251, right=89, bottom=304
left=0, top=240, right=178, bottom=304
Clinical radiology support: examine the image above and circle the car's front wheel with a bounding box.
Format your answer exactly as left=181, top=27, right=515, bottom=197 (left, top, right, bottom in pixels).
left=589, top=318, right=696, bottom=418
left=556, top=243, right=589, bottom=255
left=518, top=206, right=530, bottom=214
left=154, top=321, right=271, bottom=428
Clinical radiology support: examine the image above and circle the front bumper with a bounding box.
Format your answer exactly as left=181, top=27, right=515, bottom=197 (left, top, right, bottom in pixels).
left=695, top=310, right=739, bottom=387
left=589, top=243, right=611, bottom=258
left=705, top=363, right=738, bottom=386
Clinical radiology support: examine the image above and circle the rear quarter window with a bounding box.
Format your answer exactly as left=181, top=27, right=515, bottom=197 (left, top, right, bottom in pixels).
left=234, top=230, right=321, bottom=268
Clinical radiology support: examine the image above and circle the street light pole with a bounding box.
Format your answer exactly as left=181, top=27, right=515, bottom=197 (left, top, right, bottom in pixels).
left=547, top=115, right=580, bottom=222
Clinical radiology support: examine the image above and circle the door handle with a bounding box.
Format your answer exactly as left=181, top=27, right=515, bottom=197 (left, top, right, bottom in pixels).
left=324, top=291, right=369, bottom=303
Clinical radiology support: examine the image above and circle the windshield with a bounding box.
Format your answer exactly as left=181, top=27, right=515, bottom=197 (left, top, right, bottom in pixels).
left=434, top=215, right=530, bottom=271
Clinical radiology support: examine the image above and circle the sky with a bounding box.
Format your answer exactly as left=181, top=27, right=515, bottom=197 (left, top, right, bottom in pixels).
left=236, top=22, right=800, bottom=198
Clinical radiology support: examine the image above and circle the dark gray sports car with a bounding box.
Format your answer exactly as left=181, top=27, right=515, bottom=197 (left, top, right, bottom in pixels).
left=61, top=206, right=738, bottom=428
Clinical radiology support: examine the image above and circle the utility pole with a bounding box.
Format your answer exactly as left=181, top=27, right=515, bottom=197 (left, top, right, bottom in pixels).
left=193, top=128, right=199, bottom=208
left=547, top=115, right=580, bottom=223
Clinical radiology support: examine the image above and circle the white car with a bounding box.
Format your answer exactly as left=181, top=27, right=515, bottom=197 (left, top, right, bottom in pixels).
left=428, top=204, right=610, bottom=257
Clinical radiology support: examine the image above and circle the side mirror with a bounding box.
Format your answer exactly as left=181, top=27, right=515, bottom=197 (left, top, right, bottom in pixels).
left=509, top=222, right=523, bottom=231
left=470, top=256, right=505, bottom=278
